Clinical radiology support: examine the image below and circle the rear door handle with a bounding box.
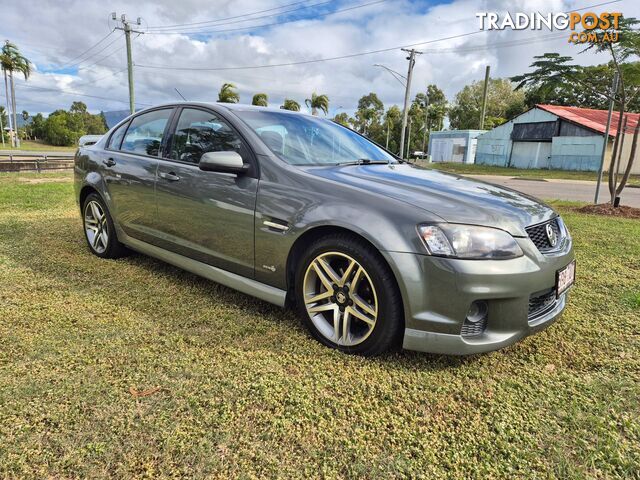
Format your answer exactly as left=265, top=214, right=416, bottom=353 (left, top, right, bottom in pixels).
left=159, top=171, right=180, bottom=182
left=103, top=157, right=116, bottom=167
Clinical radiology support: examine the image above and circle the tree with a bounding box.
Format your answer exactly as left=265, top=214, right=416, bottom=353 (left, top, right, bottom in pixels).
left=281, top=99, right=300, bottom=111
left=70, top=101, right=88, bottom=114
left=0, top=41, right=32, bottom=148
left=512, top=17, right=640, bottom=203
left=424, top=84, right=448, bottom=132
left=21, top=110, right=30, bottom=139
left=353, top=93, right=384, bottom=136
left=44, top=111, right=82, bottom=146
left=31, top=113, right=45, bottom=140
left=581, top=16, right=640, bottom=201
left=218, top=82, right=239, bottom=103
left=39, top=104, right=109, bottom=146
left=380, top=105, right=403, bottom=153
left=332, top=112, right=352, bottom=127
left=449, top=78, right=525, bottom=130
left=252, top=93, right=268, bottom=107
left=305, top=92, right=329, bottom=116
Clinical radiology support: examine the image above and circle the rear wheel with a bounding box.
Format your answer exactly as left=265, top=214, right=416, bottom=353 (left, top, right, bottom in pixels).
left=82, top=193, right=127, bottom=259
left=295, top=234, right=403, bottom=356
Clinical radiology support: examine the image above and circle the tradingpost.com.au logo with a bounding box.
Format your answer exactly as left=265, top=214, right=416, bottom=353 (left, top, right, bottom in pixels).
left=476, top=11, right=622, bottom=43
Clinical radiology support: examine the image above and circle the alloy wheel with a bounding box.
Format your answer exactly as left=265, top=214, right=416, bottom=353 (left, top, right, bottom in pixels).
left=303, top=251, right=378, bottom=346
left=84, top=200, right=109, bottom=254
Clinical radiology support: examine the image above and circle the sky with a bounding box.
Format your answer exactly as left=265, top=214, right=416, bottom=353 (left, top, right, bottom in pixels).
left=2, top=0, right=638, bottom=117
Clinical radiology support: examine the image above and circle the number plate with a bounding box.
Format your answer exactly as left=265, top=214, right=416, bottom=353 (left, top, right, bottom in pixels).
left=556, top=260, right=576, bottom=297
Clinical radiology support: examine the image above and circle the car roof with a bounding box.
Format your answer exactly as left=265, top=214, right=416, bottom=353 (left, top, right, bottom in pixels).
left=139, top=101, right=313, bottom=117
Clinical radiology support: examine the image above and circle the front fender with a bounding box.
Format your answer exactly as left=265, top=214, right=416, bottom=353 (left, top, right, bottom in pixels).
left=254, top=177, right=440, bottom=289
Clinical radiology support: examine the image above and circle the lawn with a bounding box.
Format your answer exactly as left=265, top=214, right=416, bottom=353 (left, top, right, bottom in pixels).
left=418, top=161, right=640, bottom=187
left=1, top=139, right=76, bottom=152
left=0, top=172, right=638, bottom=478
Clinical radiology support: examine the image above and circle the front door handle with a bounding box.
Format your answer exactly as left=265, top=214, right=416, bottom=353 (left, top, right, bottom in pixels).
left=103, top=157, right=116, bottom=167
left=159, top=171, right=180, bottom=182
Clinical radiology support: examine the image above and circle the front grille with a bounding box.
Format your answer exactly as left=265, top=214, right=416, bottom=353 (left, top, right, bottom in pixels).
left=461, top=316, right=487, bottom=337
left=528, top=288, right=556, bottom=319
left=526, top=218, right=563, bottom=253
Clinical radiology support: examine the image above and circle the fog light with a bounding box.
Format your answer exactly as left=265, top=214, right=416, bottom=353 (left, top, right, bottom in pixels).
left=461, top=300, right=488, bottom=337
left=466, top=301, right=488, bottom=323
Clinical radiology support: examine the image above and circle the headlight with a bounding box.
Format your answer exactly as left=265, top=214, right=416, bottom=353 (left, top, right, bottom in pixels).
left=418, top=224, right=523, bottom=259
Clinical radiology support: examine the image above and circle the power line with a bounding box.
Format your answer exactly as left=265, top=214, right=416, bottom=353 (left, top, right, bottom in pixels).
left=146, top=0, right=391, bottom=35
left=137, top=30, right=487, bottom=70
left=57, top=29, right=116, bottom=68
left=73, top=67, right=129, bottom=89
left=78, top=43, right=128, bottom=71
left=146, top=0, right=313, bottom=30
left=14, top=82, right=152, bottom=107
left=63, top=33, right=125, bottom=69
left=136, top=0, right=622, bottom=72
left=147, top=0, right=344, bottom=32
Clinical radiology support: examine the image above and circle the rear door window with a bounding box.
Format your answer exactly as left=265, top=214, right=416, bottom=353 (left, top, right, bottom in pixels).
left=108, top=121, right=129, bottom=150
left=121, top=109, right=172, bottom=157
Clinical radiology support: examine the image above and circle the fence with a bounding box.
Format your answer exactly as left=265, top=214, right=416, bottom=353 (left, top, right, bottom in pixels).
left=0, top=153, right=75, bottom=172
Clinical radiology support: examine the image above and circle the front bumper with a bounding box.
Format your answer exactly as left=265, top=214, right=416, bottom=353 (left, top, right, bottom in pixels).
left=383, top=237, right=574, bottom=355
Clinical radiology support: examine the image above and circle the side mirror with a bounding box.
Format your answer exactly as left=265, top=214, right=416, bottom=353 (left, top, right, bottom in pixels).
left=199, top=151, right=248, bottom=174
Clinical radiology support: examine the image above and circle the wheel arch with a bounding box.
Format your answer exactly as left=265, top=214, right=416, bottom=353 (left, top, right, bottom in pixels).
left=285, top=225, right=404, bottom=319
left=79, top=185, right=100, bottom=212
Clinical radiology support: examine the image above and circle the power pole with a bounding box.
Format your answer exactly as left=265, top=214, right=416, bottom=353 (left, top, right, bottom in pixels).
left=479, top=65, right=490, bottom=130
left=399, top=48, right=422, bottom=159
left=112, top=13, right=144, bottom=115
left=594, top=72, right=619, bottom=204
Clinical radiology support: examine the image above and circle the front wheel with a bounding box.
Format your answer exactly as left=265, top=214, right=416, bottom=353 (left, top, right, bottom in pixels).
left=295, top=234, right=403, bottom=356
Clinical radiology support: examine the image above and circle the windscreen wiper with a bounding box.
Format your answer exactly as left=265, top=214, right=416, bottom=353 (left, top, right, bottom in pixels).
left=336, top=159, right=390, bottom=166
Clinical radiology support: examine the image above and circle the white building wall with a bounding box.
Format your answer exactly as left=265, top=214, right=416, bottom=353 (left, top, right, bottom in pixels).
left=476, top=108, right=558, bottom=167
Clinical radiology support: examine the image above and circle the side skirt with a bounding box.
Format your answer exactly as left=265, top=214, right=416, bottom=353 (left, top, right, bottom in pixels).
left=119, top=230, right=287, bottom=307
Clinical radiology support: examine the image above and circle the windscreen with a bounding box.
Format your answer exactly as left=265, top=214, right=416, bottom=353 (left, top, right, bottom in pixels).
left=233, top=110, right=396, bottom=166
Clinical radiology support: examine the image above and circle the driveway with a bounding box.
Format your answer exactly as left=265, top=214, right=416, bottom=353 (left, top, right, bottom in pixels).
left=467, top=175, right=640, bottom=208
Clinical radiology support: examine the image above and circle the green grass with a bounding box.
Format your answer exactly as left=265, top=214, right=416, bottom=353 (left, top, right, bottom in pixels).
left=0, top=172, right=639, bottom=478
left=418, top=162, right=640, bottom=187
left=1, top=139, right=76, bottom=152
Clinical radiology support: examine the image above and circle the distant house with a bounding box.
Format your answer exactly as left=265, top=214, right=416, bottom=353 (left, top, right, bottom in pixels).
left=427, top=130, right=486, bottom=164
left=475, top=105, right=640, bottom=172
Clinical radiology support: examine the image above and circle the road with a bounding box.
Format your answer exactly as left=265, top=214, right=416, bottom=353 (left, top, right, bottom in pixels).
left=467, top=175, right=640, bottom=208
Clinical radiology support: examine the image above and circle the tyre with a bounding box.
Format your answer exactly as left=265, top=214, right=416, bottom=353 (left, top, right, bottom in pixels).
left=82, top=192, right=127, bottom=259
left=294, top=234, right=403, bottom=356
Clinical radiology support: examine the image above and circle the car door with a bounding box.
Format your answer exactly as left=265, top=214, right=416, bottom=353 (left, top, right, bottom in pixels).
left=102, top=108, right=174, bottom=243
left=154, top=107, right=258, bottom=278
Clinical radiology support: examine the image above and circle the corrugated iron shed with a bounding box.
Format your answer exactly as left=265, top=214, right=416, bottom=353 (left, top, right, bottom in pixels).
left=537, top=104, right=639, bottom=137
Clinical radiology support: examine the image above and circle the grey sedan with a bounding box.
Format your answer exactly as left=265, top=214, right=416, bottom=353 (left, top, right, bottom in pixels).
left=75, top=103, right=575, bottom=356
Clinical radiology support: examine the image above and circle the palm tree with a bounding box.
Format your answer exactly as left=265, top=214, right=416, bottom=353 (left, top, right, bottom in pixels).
left=305, top=92, right=329, bottom=116
left=217, top=82, right=239, bottom=103
left=281, top=99, right=300, bottom=111
left=252, top=93, right=268, bottom=107
left=1, top=41, right=31, bottom=147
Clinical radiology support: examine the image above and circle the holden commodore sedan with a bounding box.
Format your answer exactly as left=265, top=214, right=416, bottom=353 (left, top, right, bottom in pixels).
left=74, top=103, right=575, bottom=356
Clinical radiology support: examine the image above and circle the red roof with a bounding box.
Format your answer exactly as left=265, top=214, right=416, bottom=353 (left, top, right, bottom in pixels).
left=537, top=104, right=639, bottom=137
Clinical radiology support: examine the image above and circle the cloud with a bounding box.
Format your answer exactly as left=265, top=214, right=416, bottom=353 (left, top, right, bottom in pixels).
left=4, top=0, right=638, bottom=116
